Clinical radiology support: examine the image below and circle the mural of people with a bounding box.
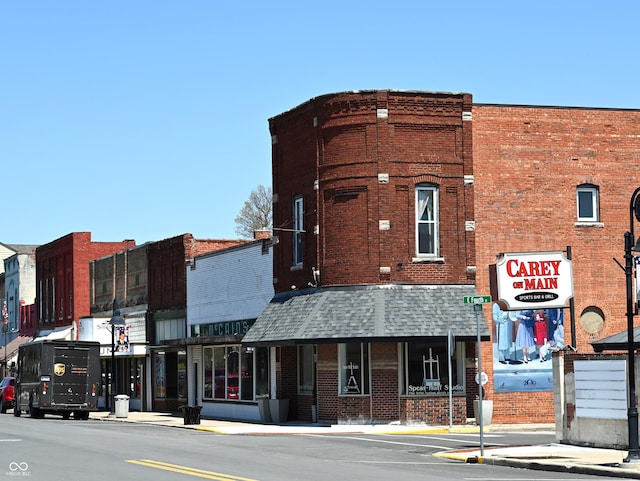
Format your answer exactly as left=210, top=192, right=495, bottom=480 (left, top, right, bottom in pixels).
left=515, top=310, right=536, bottom=363
left=547, top=308, right=564, bottom=344
left=492, top=303, right=566, bottom=393
left=492, top=302, right=513, bottom=363
left=533, top=310, right=548, bottom=359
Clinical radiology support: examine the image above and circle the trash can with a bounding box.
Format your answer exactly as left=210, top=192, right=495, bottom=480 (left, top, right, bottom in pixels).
left=180, top=405, right=202, bottom=425
left=115, top=395, right=130, bottom=419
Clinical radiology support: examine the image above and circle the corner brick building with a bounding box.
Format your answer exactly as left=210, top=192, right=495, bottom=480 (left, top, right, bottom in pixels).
left=244, top=90, right=640, bottom=425
left=245, top=91, right=490, bottom=424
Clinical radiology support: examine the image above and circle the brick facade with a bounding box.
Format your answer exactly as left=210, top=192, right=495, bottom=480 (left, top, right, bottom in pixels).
left=270, top=91, right=476, bottom=424
left=35, top=232, right=135, bottom=332
left=147, top=234, right=243, bottom=312
left=270, top=90, right=474, bottom=292
left=473, top=104, right=640, bottom=423
left=90, top=243, right=149, bottom=314
left=269, top=91, right=640, bottom=425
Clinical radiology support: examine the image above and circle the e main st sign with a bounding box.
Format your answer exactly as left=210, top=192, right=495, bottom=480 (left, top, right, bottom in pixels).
left=490, top=251, right=574, bottom=310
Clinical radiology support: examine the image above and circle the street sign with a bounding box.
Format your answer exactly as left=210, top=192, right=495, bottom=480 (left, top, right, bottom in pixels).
left=465, top=293, right=492, bottom=457
left=463, top=295, right=492, bottom=304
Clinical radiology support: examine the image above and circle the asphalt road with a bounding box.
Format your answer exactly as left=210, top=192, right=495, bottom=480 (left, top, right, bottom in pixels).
left=0, top=415, right=624, bottom=481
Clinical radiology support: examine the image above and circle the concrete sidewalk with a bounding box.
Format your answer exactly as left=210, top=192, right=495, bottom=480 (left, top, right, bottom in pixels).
left=91, top=410, right=640, bottom=478
left=435, top=444, right=640, bottom=479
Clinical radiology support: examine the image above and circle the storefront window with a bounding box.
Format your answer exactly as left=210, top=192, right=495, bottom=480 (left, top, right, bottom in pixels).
left=226, top=346, right=240, bottom=400
left=131, top=358, right=143, bottom=399
left=241, top=347, right=254, bottom=400
left=400, top=341, right=465, bottom=396
left=338, top=343, right=370, bottom=395
left=255, top=347, right=269, bottom=399
left=203, top=344, right=268, bottom=401
left=214, top=346, right=226, bottom=399
left=204, top=348, right=213, bottom=398
left=154, top=352, right=166, bottom=399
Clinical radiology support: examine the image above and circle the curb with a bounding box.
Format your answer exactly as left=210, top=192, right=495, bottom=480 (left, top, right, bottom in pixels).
left=435, top=450, right=640, bottom=480
left=480, top=456, right=640, bottom=480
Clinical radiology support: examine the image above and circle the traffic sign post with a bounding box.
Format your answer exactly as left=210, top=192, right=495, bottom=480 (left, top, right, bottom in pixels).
left=464, top=294, right=491, bottom=456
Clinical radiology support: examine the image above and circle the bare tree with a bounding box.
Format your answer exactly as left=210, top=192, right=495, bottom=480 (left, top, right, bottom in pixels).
left=234, top=184, right=273, bottom=238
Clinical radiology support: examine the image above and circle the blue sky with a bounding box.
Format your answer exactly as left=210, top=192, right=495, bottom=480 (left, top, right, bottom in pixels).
left=2, top=1, right=638, bottom=246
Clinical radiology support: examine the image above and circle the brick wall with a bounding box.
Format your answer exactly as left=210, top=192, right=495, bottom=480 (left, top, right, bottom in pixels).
left=147, top=234, right=244, bottom=311
left=473, top=104, right=640, bottom=423
left=277, top=346, right=298, bottom=420
left=371, top=343, right=399, bottom=422
left=91, top=244, right=149, bottom=314
left=317, top=344, right=338, bottom=423
left=36, top=232, right=136, bottom=330
left=270, top=90, right=475, bottom=293
left=401, top=396, right=467, bottom=425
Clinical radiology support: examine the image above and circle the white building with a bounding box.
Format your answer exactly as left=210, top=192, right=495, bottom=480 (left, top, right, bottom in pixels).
left=4, top=247, right=37, bottom=333
left=185, top=237, right=274, bottom=421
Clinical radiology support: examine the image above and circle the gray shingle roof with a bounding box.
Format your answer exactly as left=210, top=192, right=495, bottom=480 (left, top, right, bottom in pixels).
left=242, top=284, right=490, bottom=346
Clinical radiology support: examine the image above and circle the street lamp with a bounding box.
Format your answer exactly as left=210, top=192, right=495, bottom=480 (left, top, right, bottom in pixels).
left=109, top=299, right=126, bottom=415
left=624, top=187, right=640, bottom=463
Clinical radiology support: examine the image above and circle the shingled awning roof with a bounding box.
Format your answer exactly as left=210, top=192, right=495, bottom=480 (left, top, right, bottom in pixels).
left=242, top=284, right=490, bottom=346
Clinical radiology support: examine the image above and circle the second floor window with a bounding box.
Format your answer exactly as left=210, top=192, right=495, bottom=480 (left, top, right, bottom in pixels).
left=293, top=196, right=304, bottom=266
left=416, top=184, right=439, bottom=256
left=576, top=185, right=599, bottom=222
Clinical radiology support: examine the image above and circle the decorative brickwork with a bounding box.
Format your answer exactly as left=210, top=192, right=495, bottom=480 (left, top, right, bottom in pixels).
left=269, top=90, right=474, bottom=293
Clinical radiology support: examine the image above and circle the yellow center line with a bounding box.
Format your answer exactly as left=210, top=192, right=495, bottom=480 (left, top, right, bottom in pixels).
left=126, top=459, right=259, bottom=481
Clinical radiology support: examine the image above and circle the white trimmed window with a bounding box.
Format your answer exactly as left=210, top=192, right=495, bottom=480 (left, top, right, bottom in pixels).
left=293, top=196, right=304, bottom=266
left=415, top=184, right=439, bottom=256
left=576, top=185, right=599, bottom=222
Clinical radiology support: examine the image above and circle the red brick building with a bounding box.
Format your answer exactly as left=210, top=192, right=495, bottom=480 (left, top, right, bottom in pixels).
left=245, top=91, right=489, bottom=425
left=245, top=90, right=640, bottom=425
left=36, top=232, right=136, bottom=336
left=473, top=104, right=640, bottom=423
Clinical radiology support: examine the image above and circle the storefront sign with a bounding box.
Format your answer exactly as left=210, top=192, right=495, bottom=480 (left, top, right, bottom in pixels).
left=407, top=384, right=464, bottom=395
left=491, top=251, right=573, bottom=310
left=196, top=319, right=255, bottom=338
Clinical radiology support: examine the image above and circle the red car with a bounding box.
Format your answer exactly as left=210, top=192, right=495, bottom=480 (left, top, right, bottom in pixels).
left=0, top=376, right=16, bottom=413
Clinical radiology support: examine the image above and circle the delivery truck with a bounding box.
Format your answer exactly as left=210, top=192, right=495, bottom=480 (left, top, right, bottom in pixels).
left=13, top=340, right=101, bottom=419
